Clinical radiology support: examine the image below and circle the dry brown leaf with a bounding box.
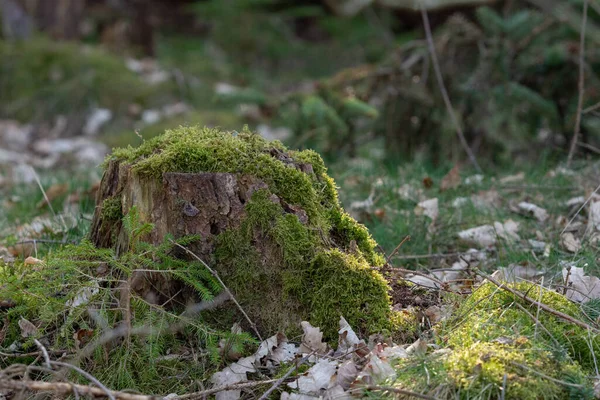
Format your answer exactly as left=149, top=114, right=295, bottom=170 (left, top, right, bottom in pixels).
left=561, top=232, right=582, bottom=253
left=562, top=267, right=600, bottom=302
left=499, top=172, right=525, bottom=184
left=24, top=256, right=43, bottom=265
left=300, top=321, right=328, bottom=355
left=422, top=176, right=433, bottom=189
left=440, top=165, right=461, bottom=191
left=588, top=201, right=600, bottom=233
left=518, top=202, right=549, bottom=222
left=18, top=317, right=38, bottom=338
left=414, top=198, right=438, bottom=220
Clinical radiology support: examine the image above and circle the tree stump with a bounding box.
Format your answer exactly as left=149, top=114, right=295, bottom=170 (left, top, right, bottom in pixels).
left=89, top=126, right=398, bottom=339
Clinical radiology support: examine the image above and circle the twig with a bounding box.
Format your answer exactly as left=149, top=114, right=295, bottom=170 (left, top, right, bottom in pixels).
left=30, top=166, right=68, bottom=232
left=258, top=354, right=312, bottom=400
left=169, top=239, right=263, bottom=341
left=387, top=235, right=411, bottom=260
left=360, top=385, right=439, bottom=400
left=51, top=361, right=116, bottom=400
left=567, top=0, right=589, bottom=166
left=560, top=181, right=600, bottom=235
left=577, top=140, right=600, bottom=155
left=32, top=340, right=51, bottom=369
left=513, top=302, right=561, bottom=348
left=475, top=269, right=600, bottom=333
left=392, top=250, right=487, bottom=260
left=510, top=361, right=586, bottom=388
left=420, top=6, right=482, bottom=173
left=0, top=379, right=157, bottom=400
left=173, top=379, right=281, bottom=399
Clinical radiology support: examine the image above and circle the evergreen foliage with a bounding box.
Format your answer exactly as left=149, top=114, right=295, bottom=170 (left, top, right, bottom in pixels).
left=0, top=207, right=255, bottom=394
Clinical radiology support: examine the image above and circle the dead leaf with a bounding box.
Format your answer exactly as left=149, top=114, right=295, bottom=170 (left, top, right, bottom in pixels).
left=499, top=172, right=525, bottom=184
left=440, top=165, right=461, bottom=191
left=561, top=232, right=582, bottom=253
left=518, top=202, right=549, bottom=222
left=300, top=321, right=328, bottom=355
left=337, top=316, right=362, bottom=356
left=356, top=354, right=396, bottom=385
left=494, top=219, right=520, bottom=242
left=66, top=280, right=100, bottom=309
left=492, top=263, right=545, bottom=283
left=212, top=355, right=257, bottom=400
left=287, top=359, right=338, bottom=393
left=334, top=360, right=358, bottom=390
left=414, top=198, right=438, bottom=220
left=406, top=338, right=429, bottom=356
left=422, top=176, right=433, bottom=189
left=24, top=256, right=43, bottom=266
left=464, top=174, right=483, bottom=185
left=562, top=267, right=600, bottom=302
left=458, top=225, right=496, bottom=247
left=588, top=201, right=600, bottom=233
left=18, top=317, right=38, bottom=338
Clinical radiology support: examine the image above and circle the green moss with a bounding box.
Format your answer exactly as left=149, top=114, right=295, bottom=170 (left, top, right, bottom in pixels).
left=103, top=125, right=394, bottom=339
left=329, top=208, right=384, bottom=267
left=449, top=282, right=600, bottom=369
left=101, top=196, right=123, bottom=220
left=304, top=249, right=395, bottom=338
left=393, top=282, right=596, bottom=399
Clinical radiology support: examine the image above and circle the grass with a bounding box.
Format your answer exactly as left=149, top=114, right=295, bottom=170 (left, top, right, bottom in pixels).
left=2, top=133, right=600, bottom=398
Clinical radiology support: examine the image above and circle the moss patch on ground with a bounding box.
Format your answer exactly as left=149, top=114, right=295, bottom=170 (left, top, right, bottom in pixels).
left=391, top=282, right=596, bottom=399
left=103, top=125, right=395, bottom=339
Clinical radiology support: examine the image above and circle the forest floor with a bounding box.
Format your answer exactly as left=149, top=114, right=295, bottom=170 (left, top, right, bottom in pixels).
left=2, top=150, right=600, bottom=399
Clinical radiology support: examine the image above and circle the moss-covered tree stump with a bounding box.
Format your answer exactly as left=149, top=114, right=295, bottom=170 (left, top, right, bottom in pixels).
left=89, top=126, right=399, bottom=339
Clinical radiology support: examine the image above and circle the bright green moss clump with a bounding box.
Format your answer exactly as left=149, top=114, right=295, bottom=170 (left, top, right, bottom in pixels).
left=393, top=282, right=595, bottom=399
left=107, top=126, right=395, bottom=339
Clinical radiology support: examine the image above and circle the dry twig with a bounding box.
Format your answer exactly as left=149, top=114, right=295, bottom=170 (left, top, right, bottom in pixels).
left=420, top=6, right=481, bottom=173
left=567, top=0, right=589, bottom=166
left=475, top=269, right=600, bottom=333
left=169, top=239, right=263, bottom=341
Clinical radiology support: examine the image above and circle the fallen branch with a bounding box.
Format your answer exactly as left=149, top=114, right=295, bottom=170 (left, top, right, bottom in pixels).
left=0, top=379, right=158, bottom=400
left=173, top=379, right=281, bottom=399
left=258, top=354, right=312, bottom=400
left=361, top=385, right=439, bottom=400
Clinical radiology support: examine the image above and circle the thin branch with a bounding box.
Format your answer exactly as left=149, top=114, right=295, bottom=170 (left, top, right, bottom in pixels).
left=392, top=250, right=487, bottom=260
left=360, top=385, right=439, bottom=400
left=474, top=269, right=600, bottom=333
left=387, top=235, right=411, bottom=260
left=173, top=379, right=281, bottom=399
left=560, top=181, right=600, bottom=235
left=258, top=354, right=312, bottom=400
left=32, top=340, right=51, bottom=369
left=420, top=7, right=482, bottom=173
left=513, top=303, right=561, bottom=348
left=0, top=379, right=155, bottom=400
left=50, top=361, right=116, bottom=400
left=567, top=0, right=589, bottom=166
left=510, top=361, right=586, bottom=388
left=169, top=239, right=263, bottom=341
